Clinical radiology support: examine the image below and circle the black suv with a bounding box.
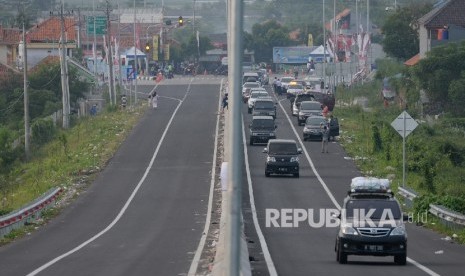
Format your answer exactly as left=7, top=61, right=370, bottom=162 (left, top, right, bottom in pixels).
left=335, top=178, right=407, bottom=265
left=252, top=99, right=277, bottom=119
left=263, top=139, right=302, bottom=177
left=249, top=116, right=277, bottom=145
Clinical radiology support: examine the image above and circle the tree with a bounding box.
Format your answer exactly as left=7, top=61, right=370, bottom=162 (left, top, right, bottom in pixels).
left=412, top=41, right=465, bottom=115
left=381, top=3, right=432, bottom=60
left=182, top=34, right=214, bottom=60
left=245, top=20, right=293, bottom=63
left=448, top=72, right=465, bottom=117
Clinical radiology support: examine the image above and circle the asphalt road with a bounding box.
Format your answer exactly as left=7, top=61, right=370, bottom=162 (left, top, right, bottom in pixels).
left=0, top=78, right=223, bottom=276
left=1, top=76, right=464, bottom=276
left=242, top=85, right=465, bottom=276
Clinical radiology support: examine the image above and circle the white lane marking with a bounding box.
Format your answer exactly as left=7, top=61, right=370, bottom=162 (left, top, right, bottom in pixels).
left=275, top=96, right=341, bottom=210
left=188, top=79, right=224, bottom=275
left=274, top=94, right=441, bottom=276
left=407, top=257, right=441, bottom=276
left=27, top=80, right=194, bottom=276
left=242, top=118, right=278, bottom=276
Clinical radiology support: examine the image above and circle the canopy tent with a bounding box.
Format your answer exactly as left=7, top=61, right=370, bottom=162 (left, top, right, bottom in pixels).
left=121, top=46, right=146, bottom=59
left=309, top=45, right=332, bottom=63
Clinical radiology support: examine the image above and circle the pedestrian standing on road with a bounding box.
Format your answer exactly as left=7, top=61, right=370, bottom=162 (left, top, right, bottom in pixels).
left=276, top=78, right=282, bottom=95
left=321, top=123, right=329, bottom=153
left=222, top=93, right=229, bottom=111
left=152, top=91, right=159, bottom=109
left=322, top=104, right=329, bottom=117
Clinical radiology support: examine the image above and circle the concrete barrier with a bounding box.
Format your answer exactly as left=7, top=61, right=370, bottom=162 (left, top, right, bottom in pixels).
left=0, top=187, right=62, bottom=238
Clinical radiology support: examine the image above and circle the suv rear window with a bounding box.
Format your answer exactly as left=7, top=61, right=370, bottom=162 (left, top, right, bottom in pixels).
left=268, top=142, right=298, bottom=155
left=300, top=102, right=321, bottom=110
left=345, top=200, right=402, bottom=220
left=251, top=119, right=274, bottom=128
left=255, top=101, right=274, bottom=109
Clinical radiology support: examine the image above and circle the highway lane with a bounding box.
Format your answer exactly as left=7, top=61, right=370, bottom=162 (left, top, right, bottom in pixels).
left=0, top=81, right=222, bottom=275
left=243, top=87, right=465, bottom=275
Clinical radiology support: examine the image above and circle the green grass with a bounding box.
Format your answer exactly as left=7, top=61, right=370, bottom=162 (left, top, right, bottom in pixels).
left=0, top=106, right=145, bottom=213
left=333, top=82, right=465, bottom=243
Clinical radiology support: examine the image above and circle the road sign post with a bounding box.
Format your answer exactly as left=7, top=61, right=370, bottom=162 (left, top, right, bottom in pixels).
left=391, top=111, right=418, bottom=187
left=87, top=16, right=107, bottom=35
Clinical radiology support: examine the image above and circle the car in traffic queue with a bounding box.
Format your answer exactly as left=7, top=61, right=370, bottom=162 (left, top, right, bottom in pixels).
left=258, top=68, right=269, bottom=85
left=249, top=115, right=277, bottom=145
left=243, top=72, right=260, bottom=84
left=291, top=93, right=316, bottom=116
left=263, top=139, right=302, bottom=178
left=302, top=115, right=340, bottom=141
left=335, top=177, right=408, bottom=265
left=280, top=76, right=295, bottom=96
left=303, top=76, right=325, bottom=92
left=302, top=116, right=328, bottom=141
left=252, top=99, right=277, bottom=119
left=242, top=81, right=261, bottom=103
left=286, top=83, right=305, bottom=99
left=247, top=90, right=272, bottom=114
left=297, top=100, right=323, bottom=126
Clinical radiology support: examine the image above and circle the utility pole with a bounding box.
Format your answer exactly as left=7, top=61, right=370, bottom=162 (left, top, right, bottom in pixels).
left=105, top=0, right=115, bottom=106
left=133, top=0, right=138, bottom=105
left=59, top=1, right=70, bottom=129
left=22, top=22, right=30, bottom=160
left=322, top=0, right=326, bottom=83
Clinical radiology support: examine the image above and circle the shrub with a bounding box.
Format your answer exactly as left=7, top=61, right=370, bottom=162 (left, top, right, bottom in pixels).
left=31, top=118, right=57, bottom=145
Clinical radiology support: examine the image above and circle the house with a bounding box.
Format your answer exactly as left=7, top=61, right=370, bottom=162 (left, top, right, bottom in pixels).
left=417, top=0, right=465, bottom=60
left=20, top=16, right=77, bottom=68
left=0, top=26, right=21, bottom=69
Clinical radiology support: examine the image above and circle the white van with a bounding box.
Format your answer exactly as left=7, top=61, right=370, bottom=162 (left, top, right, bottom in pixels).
left=243, top=72, right=259, bottom=84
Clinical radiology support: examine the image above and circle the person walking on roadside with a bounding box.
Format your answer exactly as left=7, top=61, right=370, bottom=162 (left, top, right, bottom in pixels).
left=151, top=91, right=159, bottom=109
left=222, top=93, right=229, bottom=111
left=321, top=123, right=329, bottom=153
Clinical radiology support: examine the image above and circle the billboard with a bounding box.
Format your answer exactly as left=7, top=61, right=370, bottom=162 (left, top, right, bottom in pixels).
left=273, top=47, right=313, bottom=64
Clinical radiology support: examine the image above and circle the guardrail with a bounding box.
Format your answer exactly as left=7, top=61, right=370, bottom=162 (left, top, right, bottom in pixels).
left=397, top=186, right=418, bottom=209
left=429, top=204, right=465, bottom=229
left=397, top=186, right=465, bottom=229
left=0, top=187, right=62, bottom=238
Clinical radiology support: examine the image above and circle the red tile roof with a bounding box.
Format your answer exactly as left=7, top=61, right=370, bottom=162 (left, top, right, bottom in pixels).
left=0, top=27, right=21, bottom=45
left=27, top=17, right=77, bottom=43
left=404, top=54, right=420, bottom=66
left=419, top=0, right=465, bottom=29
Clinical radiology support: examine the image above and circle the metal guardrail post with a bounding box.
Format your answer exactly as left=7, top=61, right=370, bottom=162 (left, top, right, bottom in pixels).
left=0, top=187, right=62, bottom=238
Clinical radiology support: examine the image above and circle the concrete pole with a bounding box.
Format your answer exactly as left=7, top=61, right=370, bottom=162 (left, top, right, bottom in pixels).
left=225, top=0, right=243, bottom=274
left=23, top=23, right=30, bottom=160
left=322, top=0, right=326, bottom=83
left=106, top=0, right=115, bottom=106
left=133, top=0, right=138, bottom=105
left=60, top=2, right=70, bottom=129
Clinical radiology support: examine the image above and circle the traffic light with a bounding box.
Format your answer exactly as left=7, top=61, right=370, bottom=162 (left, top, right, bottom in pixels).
left=145, top=42, right=150, bottom=52
left=178, top=16, right=183, bottom=27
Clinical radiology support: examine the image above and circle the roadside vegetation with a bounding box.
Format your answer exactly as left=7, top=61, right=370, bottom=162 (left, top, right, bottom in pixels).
left=334, top=56, right=465, bottom=243
left=0, top=106, right=144, bottom=215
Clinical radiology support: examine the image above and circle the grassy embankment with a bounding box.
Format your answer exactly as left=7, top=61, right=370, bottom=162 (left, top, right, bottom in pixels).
left=0, top=106, right=145, bottom=215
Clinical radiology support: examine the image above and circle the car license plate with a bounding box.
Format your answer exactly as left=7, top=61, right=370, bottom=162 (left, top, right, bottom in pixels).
left=279, top=168, right=287, bottom=172
left=365, top=245, right=383, bottom=251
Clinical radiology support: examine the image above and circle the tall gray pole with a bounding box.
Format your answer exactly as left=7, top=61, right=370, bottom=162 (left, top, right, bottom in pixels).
left=225, top=0, right=243, bottom=274
left=193, top=0, right=196, bottom=36
left=60, top=2, right=70, bottom=129
left=322, top=0, right=326, bottom=83
left=133, top=0, right=138, bottom=105
left=106, top=0, right=115, bottom=106
left=93, top=0, right=97, bottom=80
left=23, top=23, right=30, bottom=160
